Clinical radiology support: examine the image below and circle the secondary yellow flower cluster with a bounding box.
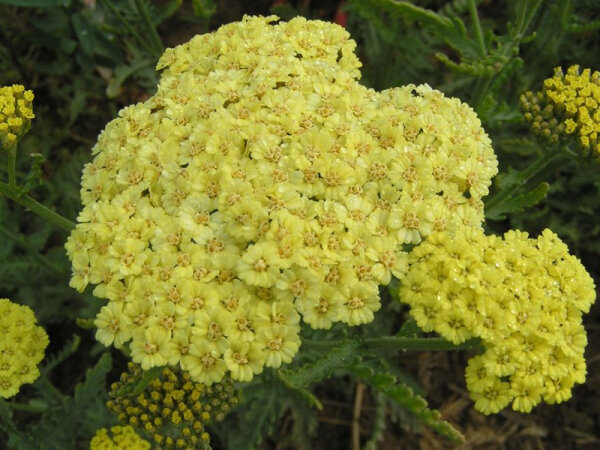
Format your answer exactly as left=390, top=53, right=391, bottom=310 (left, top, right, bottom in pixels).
left=0, top=84, right=34, bottom=148
left=66, top=16, right=497, bottom=383
left=0, top=298, right=48, bottom=398
left=521, top=65, right=600, bottom=158
left=400, top=229, right=595, bottom=415
left=90, top=425, right=150, bottom=450
left=107, top=363, right=238, bottom=449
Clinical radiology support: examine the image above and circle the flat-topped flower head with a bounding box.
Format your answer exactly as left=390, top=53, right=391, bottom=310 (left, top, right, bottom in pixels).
left=521, top=65, right=600, bottom=159
left=0, top=298, right=48, bottom=398
left=400, top=229, right=596, bottom=414
left=90, top=425, right=150, bottom=450
left=0, top=84, right=34, bottom=148
left=66, top=15, right=497, bottom=383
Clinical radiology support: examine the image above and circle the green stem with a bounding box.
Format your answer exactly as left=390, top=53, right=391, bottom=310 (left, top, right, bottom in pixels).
left=468, top=0, right=486, bottom=57
left=471, top=76, right=493, bottom=112
left=135, top=0, right=164, bottom=55
left=485, top=148, right=566, bottom=213
left=7, top=144, right=17, bottom=188
left=100, top=0, right=155, bottom=54
left=302, top=336, right=483, bottom=353
left=7, top=402, right=48, bottom=413
left=0, top=181, right=75, bottom=232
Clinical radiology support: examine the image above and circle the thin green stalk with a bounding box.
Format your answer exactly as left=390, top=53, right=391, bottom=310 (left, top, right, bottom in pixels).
left=0, top=181, right=75, bottom=232
left=485, top=149, right=566, bottom=213
left=7, top=145, right=17, bottom=188
left=100, top=0, right=155, bottom=54
left=468, top=0, right=486, bottom=57
left=135, top=0, right=164, bottom=55
left=7, top=402, right=48, bottom=413
left=302, top=336, right=483, bottom=353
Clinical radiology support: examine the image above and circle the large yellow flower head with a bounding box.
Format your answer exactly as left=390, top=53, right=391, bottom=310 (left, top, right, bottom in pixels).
left=0, top=84, right=34, bottom=148
left=400, top=229, right=596, bottom=414
left=66, top=16, right=497, bottom=383
left=521, top=65, right=600, bottom=158
left=0, top=298, right=48, bottom=398
left=90, top=425, right=150, bottom=450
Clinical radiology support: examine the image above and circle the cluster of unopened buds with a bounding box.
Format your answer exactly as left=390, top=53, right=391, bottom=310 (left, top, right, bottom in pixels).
left=107, top=363, right=238, bottom=449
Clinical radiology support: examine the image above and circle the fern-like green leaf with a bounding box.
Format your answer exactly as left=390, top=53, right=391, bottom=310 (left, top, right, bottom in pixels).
left=281, top=340, right=359, bottom=388
left=363, top=392, right=387, bottom=450
left=350, top=0, right=480, bottom=59
left=8, top=352, right=115, bottom=450
left=486, top=181, right=550, bottom=220
left=41, top=334, right=81, bottom=376
left=350, top=364, right=464, bottom=443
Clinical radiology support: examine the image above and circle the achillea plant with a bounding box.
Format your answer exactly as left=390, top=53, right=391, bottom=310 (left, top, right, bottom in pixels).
left=1, top=4, right=599, bottom=448
left=0, top=298, right=48, bottom=398
left=65, top=15, right=497, bottom=384
left=401, top=229, right=595, bottom=414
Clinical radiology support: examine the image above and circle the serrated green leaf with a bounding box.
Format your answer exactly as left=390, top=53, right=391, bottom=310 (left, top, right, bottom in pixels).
left=106, top=58, right=154, bottom=98
left=350, top=365, right=464, bottom=443
left=73, top=353, right=112, bottom=403
left=486, top=182, right=550, bottom=221
left=363, top=392, right=387, bottom=450
left=225, top=380, right=288, bottom=450
left=41, top=334, right=81, bottom=376
left=281, top=340, right=358, bottom=388
left=351, top=0, right=480, bottom=59
left=276, top=371, right=323, bottom=410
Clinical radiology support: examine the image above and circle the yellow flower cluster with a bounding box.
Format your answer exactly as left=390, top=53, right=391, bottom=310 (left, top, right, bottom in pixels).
left=66, top=16, right=497, bottom=383
left=400, top=229, right=595, bottom=415
left=0, top=84, right=34, bottom=148
left=90, top=425, right=150, bottom=450
left=521, top=65, right=600, bottom=157
left=0, top=298, right=48, bottom=398
left=107, top=363, right=238, bottom=449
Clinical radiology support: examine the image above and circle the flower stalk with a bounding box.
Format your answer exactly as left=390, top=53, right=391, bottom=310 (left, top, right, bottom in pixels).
left=0, top=181, right=75, bottom=232
left=302, top=336, right=484, bottom=353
